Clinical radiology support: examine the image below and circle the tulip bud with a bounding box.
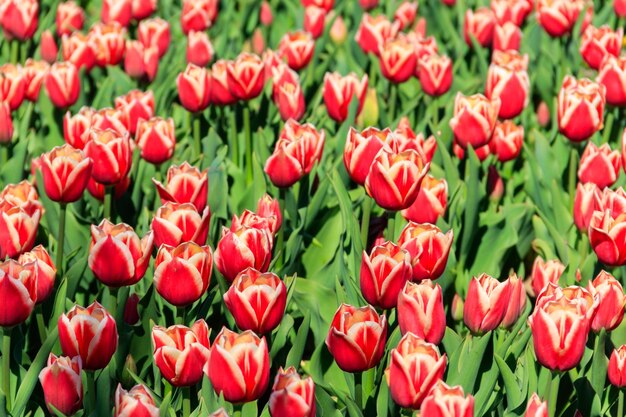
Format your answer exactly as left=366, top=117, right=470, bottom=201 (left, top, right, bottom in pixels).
left=56, top=1, right=85, bottom=36
left=0, top=64, right=26, bottom=110
left=177, top=63, right=212, bottom=113
left=114, top=90, right=155, bottom=136
left=609, top=346, right=626, bottom=387
left=152, top=202, right=210, bottom=247
left=463, top=273, right=513, bottom=334
left=89, top=22, right=127, bottom=67
left=260, top=1, right=273, bottom=26
left=131, top=0, right=157, bottom=20
left=269, top=367, right=315, bottom=417
left=39, top=355, right=83, bottom=416
left=493, top=22, right=521, bottom=51
left=355, top=14, right=398, bottom=56
left=537, top=0, right=587, bottom=37
left=394, top=2, right=418, bottom=30
left=398, top=222, right=454, bottom=281
left=138, top=17, right=171, bottom=58
left=209, top=409, right=230, bottom=417
left=153, top=162, right=208, bottom=211
left=451, top=293, right=464, bottom=321
left=588, top=271, right=625, bottom=332
left=59, top=301, right=118, bottom=370
left=558, top=76, right=606, bottom=142
left=152, top=320, right=211, bottom=386
left=530, top=256, right=565, bottom=297
left=355, top=87, right=379, bottom=127
left=23, top=59, right=49, bottom=102
left=186, top=31, right=214, bottom=67
left=501, top=274, right=527, bottom=328
left=40, top=144, right=92, bottom=203
left=464, top=8, right=496, bottom=47
left=485, top=50, right=530, bottom=119
left=41, top=30, right=59, bottom=64
left=154, top=242, right=213, bottom=307
left=124, top=40, right=159, bottom=81
left=450, top=93, right=500, bottom=149
left=323, top=71, right=368, bottom=123
left=326, top=304, right=387, bottom=372
left=329, top=14, right=347, bottom=45
left=115, top=384, right=159, bottom=417
left=101, top=0, right=132, bottom=27
left=598, top=56, right=626, bottom=107
left=45, top=62, right=80, bottom=108
left=61, top=32, right=97, bottom=71
left=206, top=327, right=270, bottom=402
left=214, top=225, right=272, bottom=282
left=616, top=0, right=626, bottom=17
left=420, top=382, right=475, bottom=417
left=524, top=393, right=548, bottom=417
left=577, top=142, right=620, bottom=189
left=489, top=120, right=523, bottom=162
left=89, top=219, right=153, bottom=287
left=386, top=333, right=446, bottom=409
left=401, top=175, right=448, bottom=224
left=181, top=0, right=218, bottom=34
left=379, top=36, right=417, bottom=84
left=0, top=200, right=42, bottom=259
left=0, top=0, right=38, bottom=40
left=123, top=293, right=140, bottom=325
left=256, top=194, right=282, bottom=233
left=580, top=25, right=622, bottom=70
left=304, top=6, right=326, bottom=39
left=360, top=242, right=412, bottom=309
left=0, top=103, right=13, bottom=144
left=0, top=260, right=37, bottom=326
left=84, top=128, right=132, bottom=185
left=397, top=280, right=446, bottom=344
left=418, top=54, right=453, bottom=97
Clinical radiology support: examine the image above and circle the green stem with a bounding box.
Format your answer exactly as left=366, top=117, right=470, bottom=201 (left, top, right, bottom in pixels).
left=107, top=287, right=119, bottom=321
left=177, top=306, right=186, bottom=326
left=86, top=371, right=96, bottom=411
left=361, top=368, right=375, bottom=409
left=35, top=306, right=47, bottom=344
left=277, top=187, right=286, bottom=269
left=618, top=389, right=624, bottom=417
left=433, top=96, right=440, bottom=128
left=103, top=186, right=113, bottom=220
left=386, top=211, right=396, bottom=241
left=591, top=329, right=608, bottom=395
left=354, top=370, right=363, bottom=409
left=0, top=145, right=7, bottom=165
left=388, top=83, right=397, bottom=124
left=193, top=114, right=201, bottom=156
left=546, top=372, right=560, bottom=417
left=229, top=109, right=238, bottom=165
left=2, top=328, right=11, bottom=412
left=361, top=196, right=373, bottom=249
left=10, top=40, right=18, bottom=64
left=56, top=203, right=67, bottom=274
left=568, top=148, right=578, bottom=211
left=182, top=386, right=191, bottom=417
left=244, top=106, right=253, bottom=184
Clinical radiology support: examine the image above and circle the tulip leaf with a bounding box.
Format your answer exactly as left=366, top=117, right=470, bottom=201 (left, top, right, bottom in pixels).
left=285, top=313, right=311, bottom=369
left=494, top=354, right=525, bottom=410
left=447, top=332, right=492, bottom=394
left=269, top=314, right=295, bottom=358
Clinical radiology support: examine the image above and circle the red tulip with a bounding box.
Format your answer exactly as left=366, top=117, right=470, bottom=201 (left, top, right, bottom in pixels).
left=491, top=0, right=531, bottom=26
left=326, top=304, right=387, bottom=372
left=38, top=354, right=83, bottom=416
left=181, top=0, right=218, bottom=34
left=609, top=345, right=626, bottom=387
left=23, top=59, right=49, bottom=102
left=524, top=393, right=548, bottom=417
left=464, top=8, right=496, bottom=47
left=206, top=327, right=270, bottom=402
left=131, top=0, right=156, bottom=20
left=152, top=320, right=211, bottom=386
left=86, top=175, right=131, bottom=201
left=154, top=242, right=212, bottom=307
left=40, top=144, right=92, bottom=203
left=420, top=382, right=475, bottom=417
left=379, top=35, right=417, bottom=84
left=573, top=181, right=601, bottom=231
left=115, top=384, right=159, bottom=417
left=89, top=219, right=153, bottom=287
left=64, top=107, right=94, bottom=149
left=230, top=210, right=276, bottom=238
left=224, top=268, right=286, bottom=334
left=323, top=71, right=368, bottom=122
left=537, top=0, right=588, bottom=37
left=138, top=17, right=170, bottom=58
left=343, top=127, right=389, bottom=185
left=418, top=54, right=453, bottom=97
left=58, top=301, right=118, bottom=370
left=394, top=2, right=418, bottom=30
left=530, top=256, right=565, bottom=297
left=449, top=93, right=500, bottom=149
left=61, top=32, right=97, bottom=71
left=177, top=63, right=211, bottom=113
left=596, top=187, right=626, bottom=218
left=84, top=128, right=132, bottom=185
left=226, top=53, right=265, bottom=101
left=0, top=260, right=37, bottom=326
left=535, top=284, right=598, bottom=320
left=269, top=367, right=315, bottom=417
left=56, top=1, right=85, bottom=36
left=588, top=270, right=625, bottom=332
left=278, top=31, right=315, bottom=71
left=124, top=40, right=159, bottom=82
left=485, top=50, right=529, bottom=119
left=302, top=0, right=334, bottom=11
left=0, top=200, right=42, bottom=259
left=397, top=280, right=446, bottom=344
left=41, top=30, right=59, bottom=64
left=617, top=0, right=626, bottom=17
left=598, top=56, right=626, bottom=107
left=398, top=222, right=454, bottom=281
left=45, top=62, right=80, bottom=108
left=260, top=2, right=273, bottom=26
left=359, top=0, right=379, bottom=9
left=153, top=162, right=208, bottom=211
left=394, top=120, right=437, bottom=162
left=264, top=119, right=325, bottom=188
left=493, top=22, right=522, bottom=51
left=463, top=273, right=513, bottom=334
left=101, top=0, right=132, bottom=27
left=0, top=102, right=13, bottom=144
left=17, top=246, right=55, bottom=305
left=0, top=0, right=38, bottom=40
left=114, top=89, right=155, bottom=135
left=578, top=142, right=620, bottom=189
left=0, top=181, right=39, bottom=208
left=355, top=14, right=399, bottom=56
left=151, top=202, right=210, bottom=248
left=501, top=274, right=527, bottom=328
left=360, top=241, right=412, bottom=309
left=303, top=6, right=326, bottom=39
left=214, top=225, right=272, bottom=282
left=91, top=107, right=129, bottom=137
left=580, top=25, right=622, bottom=70
left=0, top=64, right=25, bottom=110
left=386, top=333, right=446, bottom=409
left=256, top=194, right=282, bottom=233
left=209, top=60, right=236, bottom=106
left=187, top=30, right=214, bottom=67
left=123, top=293, right=140, bottom=325
left=489, top=120, right=523, bottom=162
left=89, top=22, right=127, bottom=67
left=401, top=175, right=448, bottom=224
left=135, top=117, right=176, bottom=165
left=209, top=409, right=230, bottom=417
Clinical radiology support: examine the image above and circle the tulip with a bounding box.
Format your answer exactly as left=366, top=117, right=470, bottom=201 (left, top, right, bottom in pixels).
left=224, top=268, right=286, bottom=334
left=491, top=0, right=531, bottom=26
left=355, top=14, right=398, bottom=55
left=89, top=219, right=153, bottom=287
left=138, top=18, right=170, bottom=59
left=530, top=257, right=565, bottom=297
left=206, top=327, right=270, bottom=402
left=528, top=296, right=591, bottom=371
left=535, top=284, right=598, bottom=320
left=598, top=56, right=626, bottom=107
left=524, top=393, right=548, bottom=417
left=0, top=0, right=38, bottom=40
left=501, top=274, right=527, bottom=328
left=588, top=270, right=625, bottom=332
left=56, top=1, right=85, bottom=36
left=418, top=54, right=453, bottom=97
left=209, top=409, right=230, bottom=417
left=0, top=200, right=42, bottom=259
left=401, top=175, right=448, bottom=224
left=151, top=202, right=210, bottom=248
left=226, top=53, right=265, bottom=101
left=359, top=0, right=379, bottom=9
left=135, top=117, right=176, bottom=165
left=45, top=62, right=80, bottom=108
left=84, top=128, right=132, bottom=185
left=61, top=32, right=97, bottom=71
left=0, top=181, right=39, bottom=209
left=489, top=120, right=523, bottom=162
left=360, top=242, right=412, bottom=309
left=453, top=141, right=491, bottom=161
left=323, top=71, right=368, bottom=123
left=0, top=260, right=37, bottom=326
left=450, top=93, right=500, bottom=149
left=269, top=367, right=315, bottom=417
left=58, top=301, right=118, bottom=370
left=40, top=144, right=92, bottom=203
left=536, top=0, right=587, bottom=37
left=485, top=50, right=530, bottom=119
left=124, top=40, right=159, bottom=82
left=154, top=242, right=212, bottom=307
left=181, top=0, right=218, bottom=34
left=463, top=273, right=513, bottom=334
left=329, top=14, right=347, bottom=45
left=115, top=384, right=159, bottom=417
left=303, top=6, right=326, bottom=39
left=230, top=210, right=276, bottom=238
left=123, top=293, right=140, bottom=325
left=153, top=162, right=208, bottom=211
left=256, top=194, right=282, bottom=233
left=187, top=31, right=214, bottom=67
left=274, top=78, right=306, bottom=122
left=38, top=355, right=83, bottom=416
left=386, top=333, right=446, bottom=409
left=41, top=30, right=59, bottom=64
left=379, top=36, right=417, bottom=84
left=152, top=320, right=211, bottom=386
left=23, top=59, right=49, bottom=102
left=577, top=142, right=620, bottom=189
left=131, top=0, right=156, bottom=20
left=210, top=60, right=236, bottom=105
left=86, top=176, right=131, bottom=201
left=420, top=382, right=475, bottom=417
left=89, top=22, right=127, bottom=67
left=0, top=102, right=13, bottom=144
left=464, top=8, right=496, bottom=47
left=101, top=0, right=132, bottom=27
left=537, top=101, right=551, bottom=127
left=0, top=64, right=25, bottom=110
left=580, top=26, right=622, bottom=70
left=260, top=2, right=273, bottom=26
left=343, top=127, right=390, bottom=185
left=64, top=107, right=94, bottom=149
left=394, top=2, right=418, bottom=30
left=114, top=90, right=155, bottom=136
left=264, top=119, right=325, bottom=188
left=177, top=63, right=211, bottom=113
left=597, top=187, right=626, bottom=218
left=214, top=225, right=272, bottom=282
left=493, top=22, right=522, bottom=51
left=398, top=222, right=454, bottom=281
left=397, top=280, right=446, bottom=344
left=91, top=107, right=129, bottom=137
left=609, top=345, right=626, bottom=387
left=326, top=304, right=387, bottom=372
left=278, top=31, right=315, bottom=71
left=302, top=0, right=334, bottom=11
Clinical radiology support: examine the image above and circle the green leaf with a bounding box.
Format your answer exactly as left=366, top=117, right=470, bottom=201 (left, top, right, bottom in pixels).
left=285, top=313, right=311, bottom=369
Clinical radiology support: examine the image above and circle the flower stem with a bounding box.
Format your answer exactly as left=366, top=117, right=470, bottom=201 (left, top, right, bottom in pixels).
left=354, top=370, right=363, bottom=409
left=386, top=211, right=396, bottom=241
left=0, top=145, right=7, bottom=166
left=193, top=114, right=201, bottom=156
left=177, top=306, right=186, bottom=326
left=35, top=305, right=47, bottom=344
left=229, top=109, right=238, bottom=165
left=56, top=203, right=67, bottom=274
left=388, top=83, right=397, bottom=123
left=104, top=186, right=113, bottom=220
left=546, top=371, right=560, bottom=417
left=2, top=327, right=11, bottom=412
left=10, top=40, right=18, bottom=64
left=243, top=106, right=253, bottom=184
left=567, top=148, right=577, bottom=211
left=107, top=286, right=119, bottom=321
left=618, top=389, right=624, bottom=417
left=277, top=187, right=286, bottom=269
left=182, top=386, right=191, bottom=417
left=86, top=371, right=96, bottom=410
left=361, top=196, right=373, bottom=249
